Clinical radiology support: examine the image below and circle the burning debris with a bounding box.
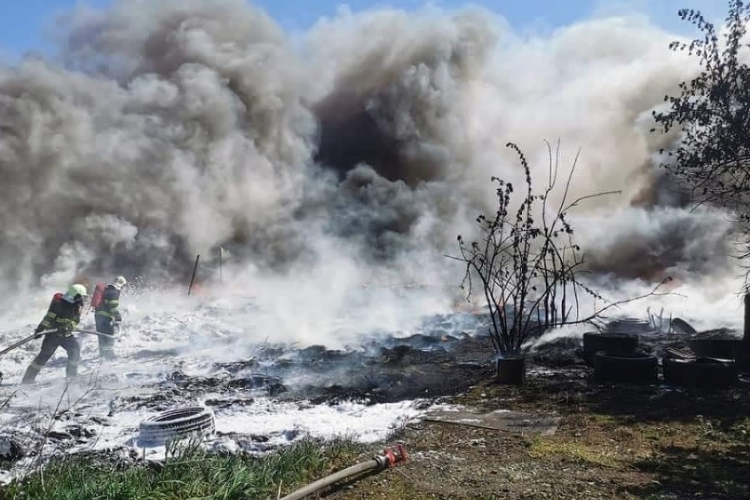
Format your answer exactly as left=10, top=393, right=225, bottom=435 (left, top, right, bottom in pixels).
left=0, top=310, right=493, bottom=480
left=1, top=304, right=746, bottom=481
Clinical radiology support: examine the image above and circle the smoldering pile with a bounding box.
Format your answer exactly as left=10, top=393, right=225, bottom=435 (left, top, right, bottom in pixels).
left=1, top=303, right=743, bottom=479
left=0, top=310, right=495, bottom=475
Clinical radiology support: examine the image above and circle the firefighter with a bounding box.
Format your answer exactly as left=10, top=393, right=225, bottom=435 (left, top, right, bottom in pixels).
left=21, top=283, right=88, bottom=384
left=94, top=276, right=127, bottom=359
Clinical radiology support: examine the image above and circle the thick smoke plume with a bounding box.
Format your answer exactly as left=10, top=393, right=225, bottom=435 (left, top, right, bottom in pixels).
left=0, top=0, right=737, bottom=299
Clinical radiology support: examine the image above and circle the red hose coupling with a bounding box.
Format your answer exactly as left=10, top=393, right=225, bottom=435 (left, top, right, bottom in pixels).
left=383, top=444, right=408, bottom=467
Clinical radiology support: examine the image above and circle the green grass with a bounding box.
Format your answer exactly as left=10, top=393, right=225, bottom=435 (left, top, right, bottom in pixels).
left=0, top=438, right=366, bottom=500
left=526, top=435, right=627, bottom=470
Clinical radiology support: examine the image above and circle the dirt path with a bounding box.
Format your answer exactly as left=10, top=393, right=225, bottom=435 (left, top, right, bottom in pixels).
left=326, top=370, right=750, bottom=500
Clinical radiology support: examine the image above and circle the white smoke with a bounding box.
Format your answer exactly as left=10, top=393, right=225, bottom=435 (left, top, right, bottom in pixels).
left=0, top=0, right=743, bottom=344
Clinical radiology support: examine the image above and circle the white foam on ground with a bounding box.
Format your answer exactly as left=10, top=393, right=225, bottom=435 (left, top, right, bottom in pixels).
left=0, top=275, right=745, bottom=483
left=0, top=360, right=433, bottom=482
left=0, top=286, right=452, bottom=483
left=212, top=398, right=422, bottom=443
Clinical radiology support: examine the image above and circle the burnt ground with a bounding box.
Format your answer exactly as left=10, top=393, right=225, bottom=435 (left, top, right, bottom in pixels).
left=5, top=313, right=750, bottom=499
left=328, top=374, right=750, bottom=500
left=310, top=319, right=750, bottom=500
left=134, top=316, right=750, bottom=499
left=111, top=313, right=498, bottom=415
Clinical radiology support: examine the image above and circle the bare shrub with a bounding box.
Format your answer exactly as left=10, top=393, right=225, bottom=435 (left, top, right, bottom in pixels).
left=452, top=141, right=669, bottom=357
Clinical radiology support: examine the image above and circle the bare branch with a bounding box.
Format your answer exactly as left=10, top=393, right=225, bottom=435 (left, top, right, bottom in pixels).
left=449, top=141, right=663, bottom=357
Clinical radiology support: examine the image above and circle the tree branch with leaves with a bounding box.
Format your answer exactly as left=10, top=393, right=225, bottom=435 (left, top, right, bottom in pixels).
left=652, top=1, right=750, bottom=220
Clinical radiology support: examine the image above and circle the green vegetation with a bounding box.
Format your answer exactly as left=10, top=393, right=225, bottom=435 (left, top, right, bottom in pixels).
left=527, top=436, right=628, bottom=470
left=652, top=0, right=750, bottom=283
left=0, top=438, right=365, bottom=500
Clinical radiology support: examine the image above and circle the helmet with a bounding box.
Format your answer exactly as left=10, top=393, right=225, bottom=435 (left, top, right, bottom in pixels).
left=112, top=276, right=127, bottom=290
left=65, top=283, right=88, bottom=303
left=68, top=284, right=88, bottom=297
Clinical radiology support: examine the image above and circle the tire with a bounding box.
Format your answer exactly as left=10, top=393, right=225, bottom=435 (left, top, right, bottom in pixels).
left=688, top=338, right=741, bottom=360
left=663, top=357, right=738, bottom=389
left=605, top=318, right=652, bottom=334
left=582, top=332, right=639, bottom=366
left=670, top=318, right=697, bottom=335
left=593, top=352, right=658, bottom=384
left=139, top=406, right=215, bottom=446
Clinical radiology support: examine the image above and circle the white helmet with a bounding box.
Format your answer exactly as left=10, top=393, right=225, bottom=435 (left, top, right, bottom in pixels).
left=111, top=276, right=127, bottom=290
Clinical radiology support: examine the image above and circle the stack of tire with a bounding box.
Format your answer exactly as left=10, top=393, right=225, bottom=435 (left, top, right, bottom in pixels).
left=583, top=330, right=658, bottom=385
left=662, top=356, right=738, bottom=389
left=662, top=337, right=742, bottom=389
left=583, top=323, right=744, bottom=388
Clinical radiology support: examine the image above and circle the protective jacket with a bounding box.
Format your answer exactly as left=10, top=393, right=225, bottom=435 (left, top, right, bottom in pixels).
left=35, top=293, right=84, bottom=336
left=94, top=285, right=122, bottom=323
left=23, top=292, right=83, bottom=383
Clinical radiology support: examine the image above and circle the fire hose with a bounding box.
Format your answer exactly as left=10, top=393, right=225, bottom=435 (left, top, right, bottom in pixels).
left=0, top=329, right=114, bottom=358
left=74, top=328, right=115, bottom=339
left=0, top=329, right=57, bottom=357
left=278, top=444, right=408, bottom=500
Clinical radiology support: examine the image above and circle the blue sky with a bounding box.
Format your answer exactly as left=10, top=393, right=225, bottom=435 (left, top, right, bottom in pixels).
left=0, top=0, right=727, bottom=61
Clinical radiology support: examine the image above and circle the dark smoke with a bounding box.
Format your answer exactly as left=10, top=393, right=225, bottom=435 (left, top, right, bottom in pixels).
left=0, top=0, right=738, bottom=294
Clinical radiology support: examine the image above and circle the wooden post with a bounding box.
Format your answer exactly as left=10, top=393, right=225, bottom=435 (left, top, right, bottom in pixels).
left=219, top=247, right=223, bottom=283
left=188, top=254, right=200, bottom=295
left=744, top=293, right=750, bottom=343
left=741, top=292, right=750, bottom=371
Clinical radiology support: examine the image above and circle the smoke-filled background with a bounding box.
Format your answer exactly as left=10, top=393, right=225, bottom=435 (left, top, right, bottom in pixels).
left=0, top=0, right=743, bottom=339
